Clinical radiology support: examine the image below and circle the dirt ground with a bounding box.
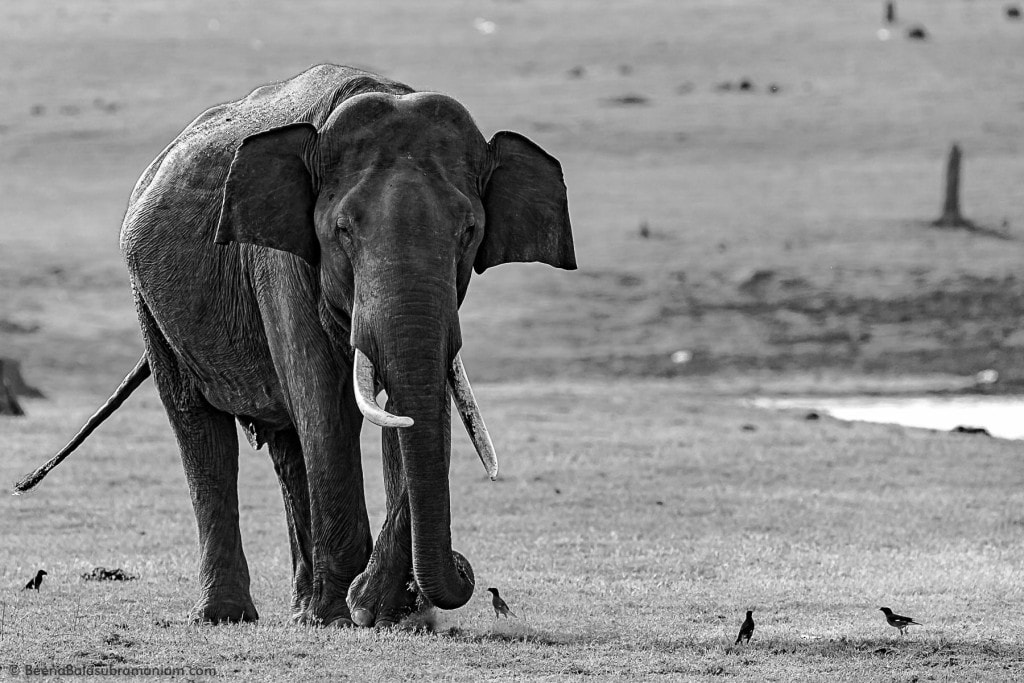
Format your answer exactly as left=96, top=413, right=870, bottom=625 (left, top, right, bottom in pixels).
left=2, top=0, right=1023, bottom=395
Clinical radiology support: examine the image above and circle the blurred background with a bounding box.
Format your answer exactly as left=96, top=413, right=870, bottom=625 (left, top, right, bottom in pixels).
left=2, top=0, right=1023, bottom=395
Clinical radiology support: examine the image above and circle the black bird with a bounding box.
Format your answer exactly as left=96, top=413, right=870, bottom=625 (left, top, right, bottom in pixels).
left=22, top=569, right=47, bottom=591
left=879, top=607, right=921, bottom=635
left=735, top=609, right=754, bottom=644
left=487, top=587, right=517, bottom=619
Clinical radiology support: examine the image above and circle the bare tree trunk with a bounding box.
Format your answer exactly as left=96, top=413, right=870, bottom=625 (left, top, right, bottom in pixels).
left=0, top=357, right=44, bottom=398
left=933, top=143, right=974, bottom=229
left=0, top=359, right=25, bottom=416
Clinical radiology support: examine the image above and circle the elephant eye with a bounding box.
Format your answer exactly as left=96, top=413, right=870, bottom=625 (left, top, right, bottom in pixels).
left=460, top=214, right=476, bottom=248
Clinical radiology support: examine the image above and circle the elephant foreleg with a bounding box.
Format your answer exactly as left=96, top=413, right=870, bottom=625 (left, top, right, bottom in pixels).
left=289, top=381, right=373, bottom=627
left=256, top=273, right=373, bottom=626
left=347, top=400, right=419, bottom=628
left=266, top=428, right=314, bottom=619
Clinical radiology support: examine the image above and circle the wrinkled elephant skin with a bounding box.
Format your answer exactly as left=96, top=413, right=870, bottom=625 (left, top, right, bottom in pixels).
left=119, top=65, right=575, bottom=626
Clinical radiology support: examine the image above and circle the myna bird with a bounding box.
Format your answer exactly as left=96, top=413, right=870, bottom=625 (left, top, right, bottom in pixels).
left=879, top=607, right=920, bottom=635
left=22, top=569, right=47, bottom=591
left=735, top=609, right=754, bottom=644
left=486, top=587, right=517, bottom=619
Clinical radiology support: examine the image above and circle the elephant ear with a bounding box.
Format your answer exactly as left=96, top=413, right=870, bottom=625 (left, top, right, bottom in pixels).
left=215, top=123, right=320, bottom=265
left=476, top=131, right=576, bottom=274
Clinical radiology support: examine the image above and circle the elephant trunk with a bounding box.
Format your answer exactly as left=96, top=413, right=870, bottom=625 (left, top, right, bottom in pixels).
left=394, top=370, right=475, bottom=610
left=352, top=276, right=475, bottom=610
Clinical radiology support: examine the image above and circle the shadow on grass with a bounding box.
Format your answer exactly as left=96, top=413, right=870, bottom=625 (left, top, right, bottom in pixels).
left=646, top=635, right=1023, bottom=662
left=910, top=218, right=1016, bottom=241
left=440, top=619, right=608, bottom=647
left=383, top=608, right=606, bottom=647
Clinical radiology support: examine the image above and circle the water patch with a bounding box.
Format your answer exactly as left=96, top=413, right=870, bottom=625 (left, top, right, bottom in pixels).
left=752, top=395, right=1024, bottom=440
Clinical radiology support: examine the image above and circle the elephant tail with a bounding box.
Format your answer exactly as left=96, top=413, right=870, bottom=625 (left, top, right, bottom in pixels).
left=12, top=355, right=151, bottom=494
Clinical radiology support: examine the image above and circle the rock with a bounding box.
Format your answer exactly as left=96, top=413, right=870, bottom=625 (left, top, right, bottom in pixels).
left=906, top=25, right=928, bottom=40
left=974, top=369, right=999, bottom=385
left=602, top=94, right=649, bottom=106
left=738, top=268, right=776, bottom=295
left=670, top=350, right=692, bottom=364
left=951, top=425, right=990, bottom=436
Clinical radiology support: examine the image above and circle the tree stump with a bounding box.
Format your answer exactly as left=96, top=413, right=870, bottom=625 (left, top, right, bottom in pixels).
left=932, top=143, right=975, bottom=229
left=0, top=359, right=25, bottom=416
left=0, top=357, right=44, bottom=398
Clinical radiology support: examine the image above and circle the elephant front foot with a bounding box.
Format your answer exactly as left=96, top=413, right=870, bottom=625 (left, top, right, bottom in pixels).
left=347, top=565, right=419, bottom=628
left=189, top=596, right=258, bottom=624
left=292, top=577, right=359, bottom=627
left=288, top=566, right=314, bottom=621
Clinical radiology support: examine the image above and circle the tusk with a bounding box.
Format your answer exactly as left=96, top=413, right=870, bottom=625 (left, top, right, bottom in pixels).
left=353, top=349, right=414, bottom=428
left=448, top=354, right=498, bottom=481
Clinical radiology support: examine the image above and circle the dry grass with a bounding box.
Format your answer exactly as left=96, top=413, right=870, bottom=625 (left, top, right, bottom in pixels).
left=3, top=381, right=1024, bottom=680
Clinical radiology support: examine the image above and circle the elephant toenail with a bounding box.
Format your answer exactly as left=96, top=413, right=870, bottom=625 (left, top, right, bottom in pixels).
left=351, top=608, right=374, bottom=627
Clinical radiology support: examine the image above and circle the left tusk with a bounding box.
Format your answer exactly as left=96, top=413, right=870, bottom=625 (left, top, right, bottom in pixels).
left=448, top=353, right=498, bottom=481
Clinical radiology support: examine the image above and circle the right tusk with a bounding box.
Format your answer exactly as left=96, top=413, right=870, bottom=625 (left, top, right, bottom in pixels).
left=353, top=349, right=414, bottom=429
left=448, top=353, right=499, bottom=481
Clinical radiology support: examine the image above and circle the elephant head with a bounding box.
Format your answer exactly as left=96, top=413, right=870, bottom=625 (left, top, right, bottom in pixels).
left=212, top=91, right=575, bottom=610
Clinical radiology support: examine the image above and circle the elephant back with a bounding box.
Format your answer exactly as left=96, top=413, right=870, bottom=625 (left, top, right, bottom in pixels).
left=125, top=65, right=414, bottom=217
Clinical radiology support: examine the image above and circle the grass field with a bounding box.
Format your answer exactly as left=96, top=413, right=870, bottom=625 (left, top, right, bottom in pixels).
left=5, top=382, right=1024, bottom=680
left=2, top=0, right=1024, bottom=680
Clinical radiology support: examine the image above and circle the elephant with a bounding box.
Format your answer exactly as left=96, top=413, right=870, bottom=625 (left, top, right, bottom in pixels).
left=16, top=64, right=576, bottom=627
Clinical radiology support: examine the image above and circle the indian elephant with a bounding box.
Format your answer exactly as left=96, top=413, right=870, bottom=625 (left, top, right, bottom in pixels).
left=16, top=64, right=576, bottom=627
